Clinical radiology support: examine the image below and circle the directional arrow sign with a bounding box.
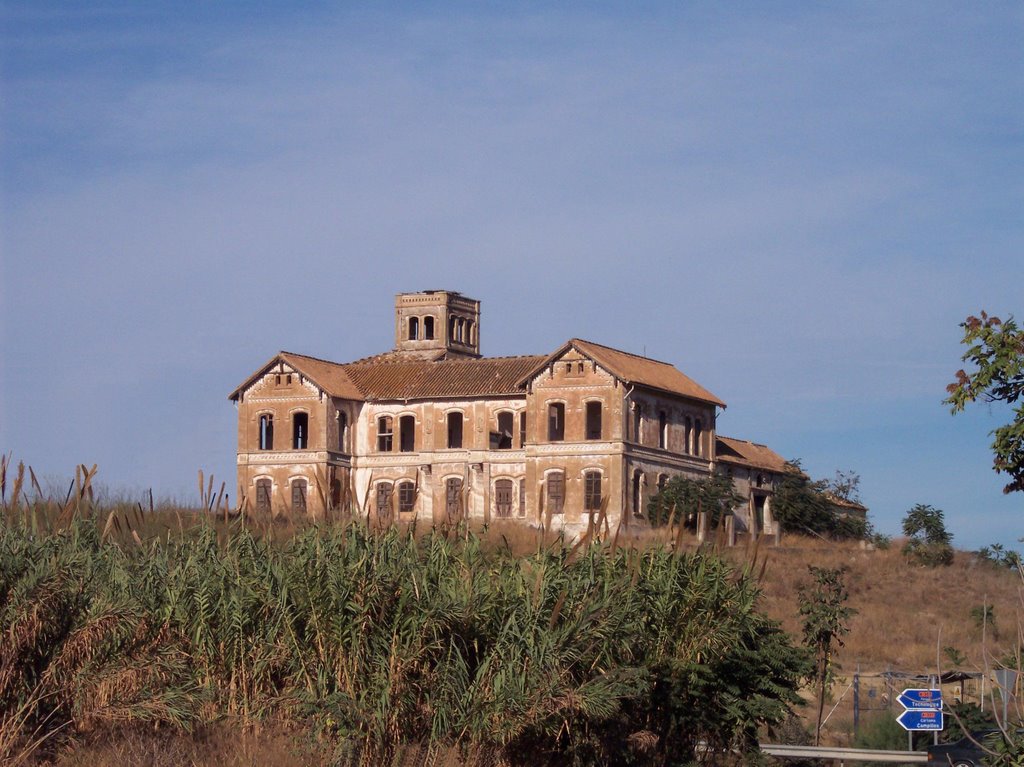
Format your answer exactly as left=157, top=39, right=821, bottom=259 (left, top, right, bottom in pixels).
left=899, top=688, right=943, bottom=709
left=897, top=708, right=944, bottom=731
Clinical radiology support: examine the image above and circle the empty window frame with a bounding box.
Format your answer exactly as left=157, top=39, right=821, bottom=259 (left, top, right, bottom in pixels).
left=292, top=412, right=309, bottom=450
left=398, top=481, right=416, bottom=513
left=291, top=479, right=307, bottom=514
left=658, top=410, right=667, bottom=450
left=684, top=417, right=693, bottom=454
left=255, top=478, right=272, bottom=514
left=449, top=316, right=457, bottom=342
left=584, top=471, right=603, bottom=511
left=495, top=411, right=514, bottom=450
left=399, top=415, right=415, bottom=452
left=547, top=402, right=565, bottom=442
left=632, top=405, right=643, bottom=444
left=519, top=411, right=527, bottom=447
left=377, top=416, right=393, bottom=452
left=694, top=419, right=703, bottom=457
left=408, top=316, right=419, bottom=340
left=447, top=411, right=464, bottom=449
left=585, top=401, right=602, bottom=440
left=546, top=472, right=565, bottom=515
left=494, top=478, right=514, bottom=518
left=258, top=414, right=274, bottom=450
left=466, top=320, right=475, bottom=345
left=337, top=411, right=348, bottom=452
left=424, top=316, right=435, bottom=340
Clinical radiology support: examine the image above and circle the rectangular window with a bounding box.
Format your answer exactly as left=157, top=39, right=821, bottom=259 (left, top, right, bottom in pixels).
left=377, top=416, right=393, bottom=452
left=585, top=401, right=602, bottom=440
left=519, top=411, right=527, bottom=447
left=398, top=481, right=416, bottom=513
left=658, top=410, right=667, bottom=450
left=694, top=419, right=703, bottom=457
left=445, top=477, right=463, bottom=521
left=546, top=472, right=564, bottom=515
left=519, top=479, right=526, bottom=517
left=337, top=411, right=348, bottom=452
left=399, top=415, right=415, bottom=452
left=495, top=412, right=513, bottom=450
left=259, top=414, right=274, bottom=450
left=547, top=403, right=565, bottom=442
left=255, top=478, right=272, bottom=514
left=447, top=412, right=463, bottom=449
left=495, top=479, right=513, bottom=518
left=376, top=482, right=393, bottom=520
left=293, top=412, right=309, bottom=450
left=584, top=471, right=602, bottom=511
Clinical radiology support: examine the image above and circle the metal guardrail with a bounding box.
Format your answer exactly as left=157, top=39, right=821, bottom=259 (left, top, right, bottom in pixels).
left=761, top=743, right=928, bottom=762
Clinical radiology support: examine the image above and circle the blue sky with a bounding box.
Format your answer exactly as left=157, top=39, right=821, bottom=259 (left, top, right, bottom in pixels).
left=2, top=2, right=1021, bottom=549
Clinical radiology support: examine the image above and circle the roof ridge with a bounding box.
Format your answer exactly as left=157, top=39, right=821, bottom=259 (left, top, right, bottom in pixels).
left=280, top=349, right=346, bottom=367
left=572, top=338, right=673, bottom=366
left=718, top=435, right=769, bottom=448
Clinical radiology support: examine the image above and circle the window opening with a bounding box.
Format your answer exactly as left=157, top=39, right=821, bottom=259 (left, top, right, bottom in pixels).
left=632, top=405, right=643, bottom=443
left=519, top=479, right=526, bottom=517
left=408, top=317, right=419, bottom=340
left=258, top=414, right=274, bottom=450
left=377, top=416, right=393, bottom=452
left=449, top=315, right=457, bottom=342
left=424, top=316, right=435, bottom=340
left=585, top=401, right=602, bottom=440
left=658, top=410, right=667, bottom=450
left=399, top=415, right=415, bottom=452
left=694, top=419, right=703, bottom=457
left=493, top=412, right=513, bottom=450
left=684, top=417, right=693, bottom=454
left=447, top=412, right=463, bottom=449
left=286, top=374, right=292, bottom=384
left=337, top=411, right=348, bottom=452
left=584, top=471, right=602, bottom=512
left=292, top=412, right=308, bottom=450
left=547, top=403, right=565, bottom=442
left=546, top=472, right=565, bottom=515
left=466, top=320, right=475, bottom=345
left=255, top=478, right=272, bottom=514
left=398, top=481, right=416, bottom=513
left=632, top=470, right=642, bottom=516
left=519, top=411, right=527, bottom=447
left=292, top=479, right=307, bottom=514
left=495, top=479, right=514, bottom=518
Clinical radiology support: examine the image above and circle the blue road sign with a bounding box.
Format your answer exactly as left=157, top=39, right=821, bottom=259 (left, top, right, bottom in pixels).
left=897, top=708, right=944, bottom=731
left=899, top=688, right=943, bottom=710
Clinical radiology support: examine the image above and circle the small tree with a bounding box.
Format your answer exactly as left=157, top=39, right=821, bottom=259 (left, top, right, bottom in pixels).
left=646, top=474, right=744, bottom=528
left=798, top=566, right=856, bottom=746
left=902, top=503, right=954, bottom=566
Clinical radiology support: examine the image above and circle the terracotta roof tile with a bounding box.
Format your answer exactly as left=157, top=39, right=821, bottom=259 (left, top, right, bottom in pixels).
left=342, top=355, right=545, bottom=400
left=522, top=339, right=726, bottom=407
left=715, top=436, right=789, bottom=473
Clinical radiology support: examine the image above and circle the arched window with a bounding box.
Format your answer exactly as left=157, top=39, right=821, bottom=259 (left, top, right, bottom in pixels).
left=449, top=315, right=457, bottom=342
left=255, top=478, right=272, bottom=514
left=291, top=479, right=307, bottom=514
left=408, top=317, right=419, bottom=340
left=584, top=471, right=603, bottom=511
left=493, top=411, right=513, bottom=450
left=399, top=415, right=415, bottom=452
left=292, top=412, right=308, bottom=450
left=466, top=320, right=475, bottom=345
left=586, top=401, right=602, bottom=440
left=447, top=411, right=463, bottom=449
left=398, top=481, right=416, bottom=513
left=258, top=414, right=274, bottom=450
left=377, top=416, right=393, bottom=452
left=494, top=479, right=514, bottom=518
left=424, top=316, right=435, bottom=340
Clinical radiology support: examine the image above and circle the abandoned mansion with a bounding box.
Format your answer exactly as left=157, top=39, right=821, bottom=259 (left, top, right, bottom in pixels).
left=229, top=290, right=796, bottom=534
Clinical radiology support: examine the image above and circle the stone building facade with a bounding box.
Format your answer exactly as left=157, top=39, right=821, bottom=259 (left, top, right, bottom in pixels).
left=229, top=290, right=792, bottom=534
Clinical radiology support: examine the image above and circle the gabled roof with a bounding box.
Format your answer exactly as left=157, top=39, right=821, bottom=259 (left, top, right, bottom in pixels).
left=715, top=436, right=789, bottom=474
left=519, top=338, right=726, bottom=408
left=228, top=351, right=363, bottom=401
left=229, top=351, right=544, bottom=403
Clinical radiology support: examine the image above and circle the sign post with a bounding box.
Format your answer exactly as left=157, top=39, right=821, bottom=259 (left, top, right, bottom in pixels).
left=897, top=688, right=943, bottom=751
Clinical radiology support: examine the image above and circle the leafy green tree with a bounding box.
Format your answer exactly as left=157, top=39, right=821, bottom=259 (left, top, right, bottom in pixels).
left=771, top=462, right=867, bottom=540
left=646, top=474, right=744, bottom=529
left=946, top=311, right=1024, bottom=494
left=902, top=503, right=954, bottom=566
left=798, top=566, right=856, bottom=746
